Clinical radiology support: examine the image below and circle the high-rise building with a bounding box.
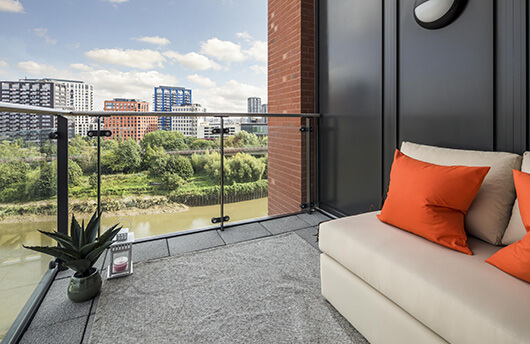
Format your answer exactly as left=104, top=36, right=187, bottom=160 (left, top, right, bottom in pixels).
left=153, top=86, right=192, bottom=131
left=247, top=97, right=262, bottom=113
left=261, top=104, right=268, bottom=113
left=170, top=103, right=205, bottom=137
left=30, top=79, right=94, bottom=136
left=0, top=79, right=69, bottom=142
left=103, top=98, right=156, bottom=142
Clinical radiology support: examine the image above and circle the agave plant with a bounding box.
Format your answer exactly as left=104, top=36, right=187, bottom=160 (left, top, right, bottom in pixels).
left=24, top=210, right=122, bottom=278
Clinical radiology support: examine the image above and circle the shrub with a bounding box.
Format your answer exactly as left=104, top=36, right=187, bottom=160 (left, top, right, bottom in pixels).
left=162, top=172, right=185, bottom=191
left=166, top=155, right=193, bottom=180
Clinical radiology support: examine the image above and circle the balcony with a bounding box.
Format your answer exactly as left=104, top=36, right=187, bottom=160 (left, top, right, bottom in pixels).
left=0, top=102, right=323, bottom=343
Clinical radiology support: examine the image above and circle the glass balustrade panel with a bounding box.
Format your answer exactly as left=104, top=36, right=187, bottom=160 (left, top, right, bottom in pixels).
left=0, top=124, right=57, bottom=340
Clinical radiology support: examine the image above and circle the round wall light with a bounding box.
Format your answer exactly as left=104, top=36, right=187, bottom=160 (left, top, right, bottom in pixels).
left=413, top=0, right=467, bottom=30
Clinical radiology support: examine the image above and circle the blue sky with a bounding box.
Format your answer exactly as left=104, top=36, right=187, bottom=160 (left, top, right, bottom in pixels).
left=0, top=0, right=267, bottom=111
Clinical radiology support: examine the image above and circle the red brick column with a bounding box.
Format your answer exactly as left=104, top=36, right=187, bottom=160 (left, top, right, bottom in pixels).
left=268, top=0, right=315, bottom=215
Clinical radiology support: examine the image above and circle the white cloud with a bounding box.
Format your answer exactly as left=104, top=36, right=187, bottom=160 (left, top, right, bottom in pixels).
left=33, top=28, right=57, bottom=45
left=133, top=36, right=170, bottom=46
left=78, top=69, right=177, bottom=109
left=200, top=38, right=246, bottom=63
left=194, top=79, right=266, bottom=113
left=250, top=64, right=266, bottom=75
left=186, top=74, right=216, bottom=88
left=16, top=61, right=58, bottom=76
left=85, top=48, right=166, bottom=69
left=236, top=31, right=251, bottom=40
left=0, top=0, right=24, bottom=13
left=70, top=63, right=93, bottom=72
left=0, top=60, right=8, bottom=68
left=163, top=51, right=222, bottom=71
left=246, top=40, right=267, bottom=63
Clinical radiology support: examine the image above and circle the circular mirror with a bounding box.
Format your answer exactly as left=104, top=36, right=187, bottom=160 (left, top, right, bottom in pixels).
left=413, top=0, right=467, bottom=30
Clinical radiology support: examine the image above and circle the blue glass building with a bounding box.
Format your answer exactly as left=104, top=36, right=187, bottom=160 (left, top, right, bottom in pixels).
left=154, top=86, right=192, bottom=130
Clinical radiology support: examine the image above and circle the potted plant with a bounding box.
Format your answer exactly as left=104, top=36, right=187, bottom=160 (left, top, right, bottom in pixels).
left=24, top=210, right=122, bottom=303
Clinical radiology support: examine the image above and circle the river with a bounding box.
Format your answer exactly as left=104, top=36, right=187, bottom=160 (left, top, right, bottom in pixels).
left=0, top=197, right=268, bottom=340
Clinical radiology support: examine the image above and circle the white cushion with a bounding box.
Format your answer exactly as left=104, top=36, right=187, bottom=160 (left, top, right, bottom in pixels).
left=401, top=141, right=522, bottom=245
left=319, top=212, right=530, bottom=344
left=502, top=152, right=530, bottom=245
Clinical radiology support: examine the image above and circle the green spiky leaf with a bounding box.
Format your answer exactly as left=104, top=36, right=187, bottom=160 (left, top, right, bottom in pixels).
left=85, top=210, right=101, bottom=243
left=37, top=230, right=76, bottom=252
left=23, top=245, right=80, bottom=261
left=80, top=242, right=98, bottom=257
left=70, top=215, right=82, bottom=250
left=64, top=259, right=92, bottom=276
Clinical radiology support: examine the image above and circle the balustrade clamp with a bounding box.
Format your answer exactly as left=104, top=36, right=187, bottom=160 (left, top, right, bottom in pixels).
left=48, top=131, right=59, bottom=139
left=87, top=130, right=113, bottom=137
left=212, top=128, right=230, bottom=134
left=300, top=203, right=314, bottom=209
left=211, top=215, right=230, bottom=224
left=299, top=126, right=313, bottom=132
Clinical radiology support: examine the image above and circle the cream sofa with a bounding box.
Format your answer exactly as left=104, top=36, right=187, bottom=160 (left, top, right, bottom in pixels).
left=319, top=142, right=530, bottom=344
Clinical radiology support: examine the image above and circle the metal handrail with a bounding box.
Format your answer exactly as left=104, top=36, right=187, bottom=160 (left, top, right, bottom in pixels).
left=0, top=101, right=320, bottom=118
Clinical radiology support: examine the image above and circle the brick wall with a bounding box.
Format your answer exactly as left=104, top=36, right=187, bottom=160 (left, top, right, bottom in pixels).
left=268, top=0, right=315, bottom=215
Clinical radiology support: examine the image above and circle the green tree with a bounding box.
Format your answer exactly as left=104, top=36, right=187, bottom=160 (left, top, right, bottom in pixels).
left=161, top=172, right=184, bottom=191
left=190, top=139, right=216, bottom=150
left=30, top=161, right=57, bottom=199
left=102, top=138, right=141, bottom=174
left=226, top=131, right=261, bottom=148
left=226, top=153, right=265, bottom=184
left=140, top=130, right=189, bottom=151
left=144, top=146, right=169, bottom=178
left=68, top=160, right=83, bottom=186
left=166, top=155, right=193, bottom=180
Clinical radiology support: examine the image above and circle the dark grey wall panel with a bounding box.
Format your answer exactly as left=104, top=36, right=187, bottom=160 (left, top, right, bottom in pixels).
left=399, top=0, right=494, bottom=150
left=496, top=1, right=527, bottom=154
left=319, top=0, right=383, bottom=214
left=318, top=0, right=528, bottom=216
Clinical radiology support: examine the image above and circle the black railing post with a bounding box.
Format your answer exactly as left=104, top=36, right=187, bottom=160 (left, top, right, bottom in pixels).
left=220, top=117, right=225, bottom=231
left=56, top=115, right=69, bottom=236
left=97, top=115, right=101, bottom=236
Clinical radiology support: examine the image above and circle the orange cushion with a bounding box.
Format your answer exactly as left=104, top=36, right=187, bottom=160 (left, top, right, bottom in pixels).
left=486, top=170, right=530, bottom=283
left=514, top=169, right=530, bottom=232
left=377, top=150, right=490, bottom=255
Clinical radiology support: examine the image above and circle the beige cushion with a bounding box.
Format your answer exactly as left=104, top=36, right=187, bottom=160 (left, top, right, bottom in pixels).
left=319, top=212, right=530, bottom=344
left=502, top=152, right=530, bottom=245
left=401, top=141, right=522, bottom=245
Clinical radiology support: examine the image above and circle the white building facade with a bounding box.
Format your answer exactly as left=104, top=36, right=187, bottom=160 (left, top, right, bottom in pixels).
left=170, top=103, right=205, bottom=137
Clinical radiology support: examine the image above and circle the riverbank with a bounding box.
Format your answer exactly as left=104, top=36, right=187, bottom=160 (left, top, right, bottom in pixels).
left=0, top=196, right=189, bottom=224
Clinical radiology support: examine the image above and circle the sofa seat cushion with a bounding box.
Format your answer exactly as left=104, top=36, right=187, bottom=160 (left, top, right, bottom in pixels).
left=319, top=212, right=530, bottom=344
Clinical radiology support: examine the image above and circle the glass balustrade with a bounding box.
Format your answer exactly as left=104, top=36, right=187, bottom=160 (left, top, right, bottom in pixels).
left=0, top=126, right=58, bottom=340
left=0, top=103, right=318, bottom=343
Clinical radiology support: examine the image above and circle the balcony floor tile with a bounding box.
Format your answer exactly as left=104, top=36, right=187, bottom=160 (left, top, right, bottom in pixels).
left=297, top=211, right=332, bottom=226
left=26, top=278, right=91, bottom=331
left=132, top=240, right=170, bottom=264
left=295, top=226, right=320, bottom=251
left=167, top=230, right=224, bottom=256
left=261, top=215, right=313, bottom=235
left=218, top=222, right=271, bottom=244
left=19, top=316, right=87, bottom=344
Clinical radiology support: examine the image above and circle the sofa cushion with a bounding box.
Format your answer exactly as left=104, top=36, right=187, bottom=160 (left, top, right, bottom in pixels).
left=401, top=141, right=522, bottom=245
left=378, top=150, right=489, bottom=254
left=319, top=212, right=530, bottom=344
left=502, top=152, right=530, bottom=245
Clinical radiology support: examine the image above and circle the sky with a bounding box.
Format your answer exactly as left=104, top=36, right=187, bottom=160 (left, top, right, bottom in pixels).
left=0, top=0, right=267, bottom=112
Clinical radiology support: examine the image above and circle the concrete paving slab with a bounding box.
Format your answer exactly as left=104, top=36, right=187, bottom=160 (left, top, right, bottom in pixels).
left=27, top=276, right=92, bottom=330
left=218, top=222, right=271, bottom=244
left=167, top=230, right=225, bottom=256
left=297, top=211, right=332, bottom=226
left=20, top=316, right=86, bottom=344
left=260, top=215, right=313, bottom=235
left=295, top=226, right=320, bottom=251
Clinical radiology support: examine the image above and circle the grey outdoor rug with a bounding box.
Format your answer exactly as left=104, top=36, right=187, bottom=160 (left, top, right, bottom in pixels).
left=89, top=233, right=365, bottom=344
